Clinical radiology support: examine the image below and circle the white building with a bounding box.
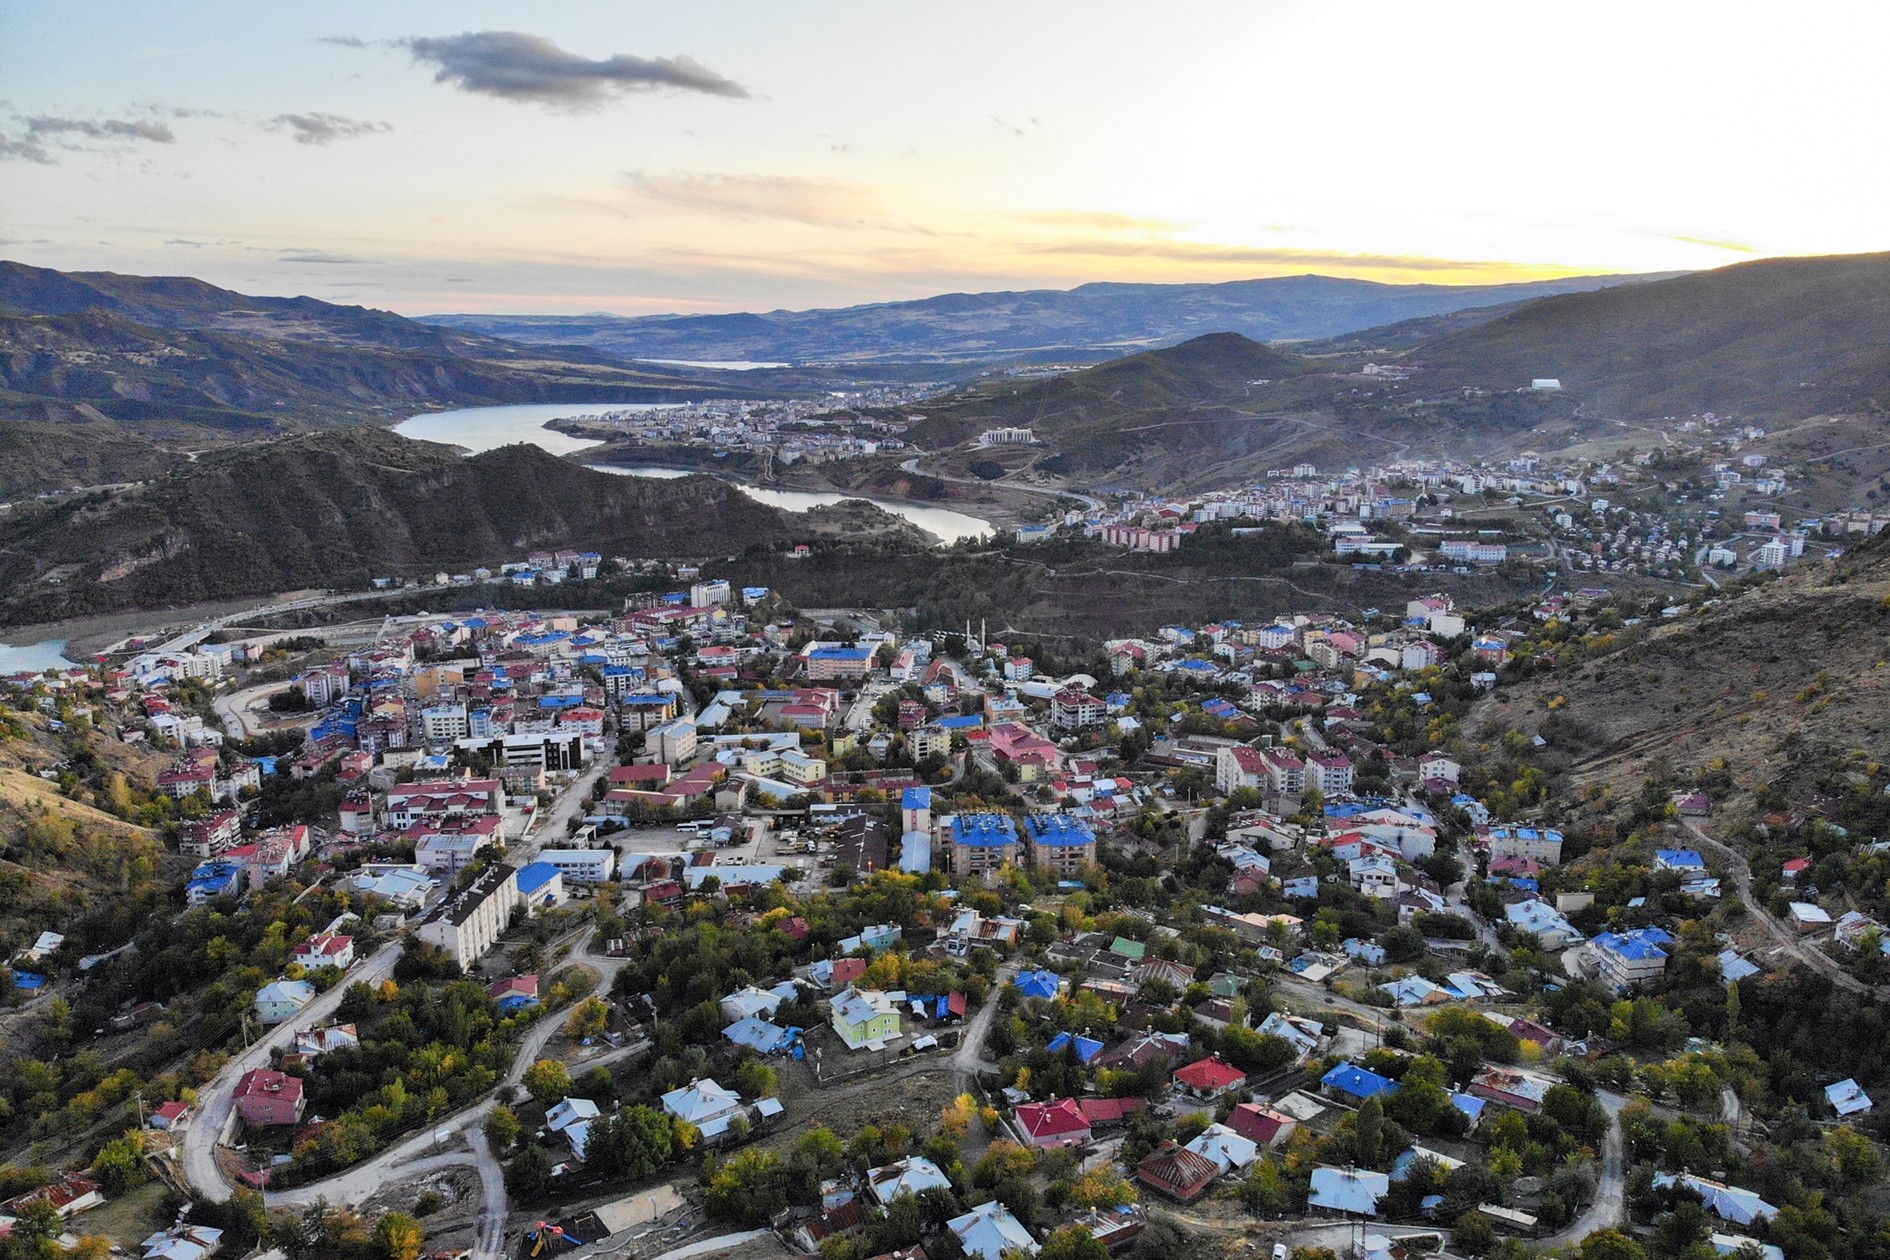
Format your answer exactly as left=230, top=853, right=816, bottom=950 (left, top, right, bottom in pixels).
left=534, top=848, right=618, bottom=885
left=415, top=864, right=519, bottom=968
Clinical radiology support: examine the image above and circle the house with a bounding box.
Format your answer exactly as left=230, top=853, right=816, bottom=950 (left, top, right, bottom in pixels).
left=546, top=1096, right=601, bottom=1157
left=867, top=1155, right=953, bottom=1205
left=140, top=1224, right=225, bottom=1260
left=147, top=1100, right=192, bottom=1130
left=289, top=1023, right=360, bottom=1059
left=724, top=1015, right=797, bottom=1055
left=1321, top=1063, right=1398, bottom=1103
left=232, top=1069, right=305, bottom=1126
left=947, top=1200, right=1039, bottom=1259
left=1185, top=1123, right=1260, bottom=1173
left=660, top=1078, right=746, bottom=1140
left=1226, top=1102, right=1297, bottom=1147
left=1308, top=1166, right=1389, bottom=1216
left=291, top=931, right=355, bottom=971
left=1257, top=1011, right=1324, bottom=1059
left=489, top=974, right=540, bottom=1013
left=1013, top=968, right=1063, bottom=1001
left=1172, top=1054, right=1246, bottom=1100
left=1826, top=1078, right=1873, bottom=1116
left=1135, top=1141, right=1222, bottom=1202
left=829, top=985, right=902, bottom=1049
left=254, top=978, right=316, bottom=1025
left=1015, top=1097, right=1092, bottom=1149
left=1469, top=1066, right=1558, bottom=1113
left=5, top=1174, right=104, bottom=1219
left=1652, top=1174, right=1778, bottom=1226
left=721, top=981, right=799, bottom=1024
left=1788, top=902, right=1833, bottom=933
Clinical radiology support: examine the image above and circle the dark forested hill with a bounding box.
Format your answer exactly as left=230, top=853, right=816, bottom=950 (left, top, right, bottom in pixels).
left=0, top=428, right=814, bottom=625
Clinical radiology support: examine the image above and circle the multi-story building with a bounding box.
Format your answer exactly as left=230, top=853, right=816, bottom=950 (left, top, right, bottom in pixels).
left=1215, top=744, right=1266, bottom=795
left=947, top=813, right=1021, bottom=883
left=1050, top=687, right=1107, bottom=731
left=806, top=645, right=876, bottom=680
left=386, top=778, right=506, bottom=828
left=689, top=579, right=732, bottom=608
left=1309, top=751, right=1353, bottom=795
left=415, top=863, right=519, bottom=968
left=1024, top=814, right=1097, bottom=875
left=421, top=703, right=470, bottom=743
left=1591, top=927, right=1674, bottom=992
left=1262, top=748, right=1307, bottom=795
left=178, top=809, right=241, bottom=858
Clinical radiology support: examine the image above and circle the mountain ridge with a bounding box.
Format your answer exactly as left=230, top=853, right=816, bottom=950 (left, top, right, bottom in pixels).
left=422, top=271, right=1667, bottom=364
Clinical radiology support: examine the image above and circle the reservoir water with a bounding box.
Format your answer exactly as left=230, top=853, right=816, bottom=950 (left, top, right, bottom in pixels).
left=0, top=641, right=77, bottom=672
left=395, top=404, right=992, bottom=544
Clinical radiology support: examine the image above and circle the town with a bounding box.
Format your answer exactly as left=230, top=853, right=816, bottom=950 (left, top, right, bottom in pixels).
left=3, top=534, right=1885, bottom=1260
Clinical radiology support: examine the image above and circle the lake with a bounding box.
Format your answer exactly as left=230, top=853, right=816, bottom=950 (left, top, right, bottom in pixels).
left=0, top=640, right=77, bottom=672
left=395, top=404, right=992, bottom=544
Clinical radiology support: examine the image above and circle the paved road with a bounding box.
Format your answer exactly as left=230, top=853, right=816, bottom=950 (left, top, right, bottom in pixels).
left=1536, top=1089, right=1629, bottom=1247
left=1681, top=819, right=1887, bottom=999
left=179, top=943, right=405, bottom=1201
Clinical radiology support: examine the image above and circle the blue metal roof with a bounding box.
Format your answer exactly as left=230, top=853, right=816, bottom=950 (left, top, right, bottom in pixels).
left=951, top=814, right=1017, bottom=846
left=1023, top=814, right=1095, bottom=846
left=1013, top=969, right=1061, bottom=1000
left=1321, top=1063, right=1398, bottom=1099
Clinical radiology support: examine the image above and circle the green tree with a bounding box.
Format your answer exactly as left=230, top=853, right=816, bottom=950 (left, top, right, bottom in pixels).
left=1040, top=1226, right=1112, bottom=1260
left=565, top=996, right=609, bottom=1041
left=1579, top=1229, right=1647, bottom=1260
left=521, top=1059, right=571, bottom=1106
left=484, top=1104, right=521, bottom=1150
left=506, top=1144, right=552, bottom=1200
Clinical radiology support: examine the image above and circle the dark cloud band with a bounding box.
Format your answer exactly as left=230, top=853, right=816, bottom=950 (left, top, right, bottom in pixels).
left=404, top=30, right=748, bottom=107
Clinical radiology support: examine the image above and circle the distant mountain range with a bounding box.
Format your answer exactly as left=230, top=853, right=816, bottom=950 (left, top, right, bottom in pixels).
left=423, top=272, right=1665, bottom=365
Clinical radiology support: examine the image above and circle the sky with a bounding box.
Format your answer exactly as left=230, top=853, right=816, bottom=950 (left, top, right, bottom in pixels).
left=3, top=1, right=1889, bottom=317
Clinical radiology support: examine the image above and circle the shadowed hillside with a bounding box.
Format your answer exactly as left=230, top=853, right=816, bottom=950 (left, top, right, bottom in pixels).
left=0, top=428, right=817, bottom=625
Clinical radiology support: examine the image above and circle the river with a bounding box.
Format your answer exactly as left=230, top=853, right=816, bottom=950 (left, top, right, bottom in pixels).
left=0, top=641, right=77, bottom=672
left=394, top=404, right=992, bottom=544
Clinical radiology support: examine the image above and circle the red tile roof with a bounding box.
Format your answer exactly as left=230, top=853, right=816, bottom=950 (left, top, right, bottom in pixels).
left=1173, top=1054, right=1246, bottom=1092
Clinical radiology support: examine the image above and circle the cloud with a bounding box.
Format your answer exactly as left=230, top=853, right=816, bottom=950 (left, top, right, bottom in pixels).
left=1014, top=209, right=1186, bottom=233
left=278, top=251, right=376, bottom=265
left=620, top=171, right=868, bottom=228
left=1670, top=234, right=1756, bottom=254
left=318, top=35, right=370, bottom=49
left=1034, top=237, right=1537, bottom=274
left=0, top=132, right=51, bottom=163
left=266, top=112, right=393, bottom=145
left=24, top=115, right=174, bottom=144
left=404, top=30, right=748, bottom=107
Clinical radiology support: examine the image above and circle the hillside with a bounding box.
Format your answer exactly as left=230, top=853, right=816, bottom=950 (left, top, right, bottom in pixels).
left=1468, top=533, right=1890, bottom=812
left=1406, top=251, right=1890, bottom=419
left=0, top=419, right=177, bottom=500
left=425, top=271, right=1658, bottom=364
left=0, top=428, right=830, bottom=626
left=900, top=332, right=1377, bottom=488
left=0, top=262, right=787, bottom=494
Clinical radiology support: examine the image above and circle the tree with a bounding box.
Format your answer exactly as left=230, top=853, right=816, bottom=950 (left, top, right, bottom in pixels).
left=1579, top=1229, right=1648, bottom=1260
left=484, top=1104, right=521, bottom=1150
left=374, top=1211, right=426, bottom=1260
left=704, top=1149, right=789, bottom=1224
left=565, top=996, right=609, bottom=1041
left=1454, top=1210, right=1497, bottom=1257
left=506, top=1144, right=552, bottom=1199
left=521, top=1059, right=571, bottom=1106
left=1040, top=1226, right=1111, bottom=1260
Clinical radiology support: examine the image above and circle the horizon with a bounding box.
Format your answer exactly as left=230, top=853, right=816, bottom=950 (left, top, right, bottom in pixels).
left=4, top=3, right=1889, bottom=316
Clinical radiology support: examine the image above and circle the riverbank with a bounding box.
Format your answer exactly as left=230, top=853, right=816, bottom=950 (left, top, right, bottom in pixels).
left=578, top=440, right=1042, bottom=534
